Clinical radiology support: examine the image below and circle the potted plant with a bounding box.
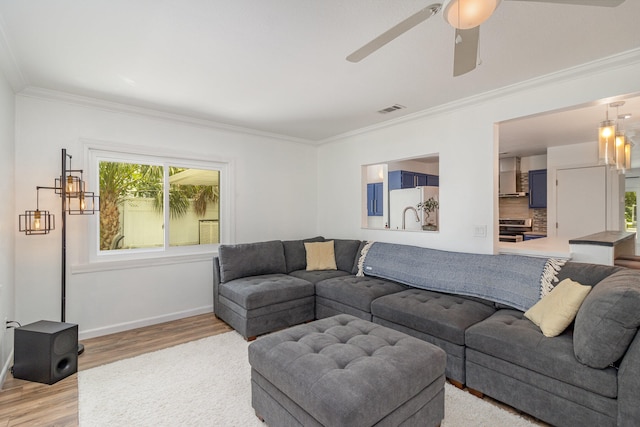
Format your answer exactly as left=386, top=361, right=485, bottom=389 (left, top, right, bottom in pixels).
left=417, top=197, right=439, bottom=231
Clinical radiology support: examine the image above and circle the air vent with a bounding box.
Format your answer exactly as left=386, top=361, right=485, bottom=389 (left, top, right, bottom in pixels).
left=377, top=104, right=406, bottom=114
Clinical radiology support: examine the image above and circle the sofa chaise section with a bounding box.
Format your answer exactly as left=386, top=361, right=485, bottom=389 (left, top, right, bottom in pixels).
left=214, top=240, right=315, bottom=339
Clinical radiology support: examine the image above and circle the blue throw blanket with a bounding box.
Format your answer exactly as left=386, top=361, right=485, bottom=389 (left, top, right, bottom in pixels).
left=358, top=242, right=564, bottom=312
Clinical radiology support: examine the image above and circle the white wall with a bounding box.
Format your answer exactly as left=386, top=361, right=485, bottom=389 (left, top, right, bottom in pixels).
left=317, top=53, right=640, bottom=253
left=0, top=69, right=15, bottom=382
left=14, top=93, right=319, bottom=338
left=547, top=141, right=625, bottom=237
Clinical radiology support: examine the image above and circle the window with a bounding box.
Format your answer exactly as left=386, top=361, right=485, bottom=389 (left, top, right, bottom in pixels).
left=87, top=145, right=230, bottom=261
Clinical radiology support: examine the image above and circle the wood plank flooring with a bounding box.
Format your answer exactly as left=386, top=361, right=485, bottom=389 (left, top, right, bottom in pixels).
left=0, top=313, right=232, bottom=427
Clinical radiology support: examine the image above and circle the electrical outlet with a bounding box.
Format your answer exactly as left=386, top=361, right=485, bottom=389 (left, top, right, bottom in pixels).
left=473, top=225, right=487, bottom=238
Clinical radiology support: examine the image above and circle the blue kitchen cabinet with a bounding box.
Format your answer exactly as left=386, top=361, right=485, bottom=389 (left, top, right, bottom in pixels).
left=389, top=170, right=439, bottom=190
left=367, top=182, right=383, bottom=216
left=529, top=169, right=547, bottom=208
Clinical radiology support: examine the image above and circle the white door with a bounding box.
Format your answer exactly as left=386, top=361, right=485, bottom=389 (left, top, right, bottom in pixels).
left=556, top=166, right=606, bottom=239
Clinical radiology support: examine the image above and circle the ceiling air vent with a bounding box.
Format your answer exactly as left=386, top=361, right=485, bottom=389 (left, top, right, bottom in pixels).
left=377, top=104, right=406, bottom=114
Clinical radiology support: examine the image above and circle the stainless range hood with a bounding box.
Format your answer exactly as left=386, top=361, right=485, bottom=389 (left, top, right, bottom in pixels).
left=499, top=157, right=526, bottom=198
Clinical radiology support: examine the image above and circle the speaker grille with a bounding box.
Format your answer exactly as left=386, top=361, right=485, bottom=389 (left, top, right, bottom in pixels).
left=53, top=331, right=76, bottom=355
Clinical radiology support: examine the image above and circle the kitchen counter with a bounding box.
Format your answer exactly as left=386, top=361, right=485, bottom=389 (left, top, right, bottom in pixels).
left=568, top=230, right=635, bottom=247
left=499, top=231, right=637, bottom=265
left=568, top=230, right=635, bottom=265
left=498, top=237, right=571, bottom=259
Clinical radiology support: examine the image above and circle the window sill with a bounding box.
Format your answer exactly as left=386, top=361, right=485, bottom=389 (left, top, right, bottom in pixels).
left=71, top=252, right=217, bottom=274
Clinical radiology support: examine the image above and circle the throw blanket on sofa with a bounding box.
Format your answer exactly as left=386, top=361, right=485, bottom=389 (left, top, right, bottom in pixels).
left=358, top=242, right=565, bottom=312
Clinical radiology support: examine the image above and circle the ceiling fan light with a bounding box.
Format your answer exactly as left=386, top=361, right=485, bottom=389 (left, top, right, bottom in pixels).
left=443, top=0, right=501, bottom=30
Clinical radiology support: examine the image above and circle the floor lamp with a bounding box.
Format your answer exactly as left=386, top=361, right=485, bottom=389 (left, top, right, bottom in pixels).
left=19, top=149, right=99, bottom=355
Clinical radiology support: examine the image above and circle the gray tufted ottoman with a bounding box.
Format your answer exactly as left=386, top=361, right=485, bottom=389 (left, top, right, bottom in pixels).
left=248, top=314, right=446, bottom=427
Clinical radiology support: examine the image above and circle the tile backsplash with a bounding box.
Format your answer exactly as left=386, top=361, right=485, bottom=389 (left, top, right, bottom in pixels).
left=499, top=197, right=547, bottom=234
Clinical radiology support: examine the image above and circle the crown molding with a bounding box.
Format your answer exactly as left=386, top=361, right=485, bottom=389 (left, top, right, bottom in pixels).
left=319, top=47, right=640, bottom=145
left=17, top=86, right=316, bottom=146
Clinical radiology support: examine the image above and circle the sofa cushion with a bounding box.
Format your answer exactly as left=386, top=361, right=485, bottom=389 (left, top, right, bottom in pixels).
left=574, top=269, right=640, bottom=368
left=289, top=269, right=351, bottom=284
left=524, top=278, right=592, bottom=337
left=332, top=239, right=363, bottom=273
left=218, top=240, right=286, bottom=283
left=466, top=310, right=618, bottom=398
left=219, top=273, right=314, bottom=310
left=283, top=236, right=324, bottom=273
left=315, top=276, right=408, bottom=313
left=305, top=241, right=337, bottom=271
left=371, top=288, right=496, bottom=346
left=556, top=261, right=622, bottom=286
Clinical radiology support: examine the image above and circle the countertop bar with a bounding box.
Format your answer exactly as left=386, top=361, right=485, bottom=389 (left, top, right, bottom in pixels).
left=498, top=237, right=571, bottom=259
left=568, top=231, right=635, bottom=247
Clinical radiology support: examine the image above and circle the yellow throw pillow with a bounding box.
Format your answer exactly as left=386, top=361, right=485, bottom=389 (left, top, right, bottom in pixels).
left=524, top=278, right=592, bottom=338
left=305, top=241, right=337, bottom=271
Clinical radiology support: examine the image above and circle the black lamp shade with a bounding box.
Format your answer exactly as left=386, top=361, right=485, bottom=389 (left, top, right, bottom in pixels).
left=67, top=191, right=99, bottom=215
left=55, top=174, right=84, bottom=198
left=19, top=209, right=55, bottom=234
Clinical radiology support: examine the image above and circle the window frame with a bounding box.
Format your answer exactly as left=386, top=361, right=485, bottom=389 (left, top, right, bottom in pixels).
left=84, top=142, right=233, bottom=264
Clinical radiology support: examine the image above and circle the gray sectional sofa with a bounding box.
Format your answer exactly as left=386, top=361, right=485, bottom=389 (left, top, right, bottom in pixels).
left=213, top=237, right=640, bottom=427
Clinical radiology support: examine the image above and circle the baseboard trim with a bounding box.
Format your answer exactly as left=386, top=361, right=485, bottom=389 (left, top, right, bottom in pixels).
left=1, top=349, right=14, bottom=387
left=78, top=306, right=213, bottom=340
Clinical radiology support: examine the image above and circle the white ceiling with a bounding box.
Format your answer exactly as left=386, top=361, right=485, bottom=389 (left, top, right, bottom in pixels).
left=0, top=0, right=639, bottom=150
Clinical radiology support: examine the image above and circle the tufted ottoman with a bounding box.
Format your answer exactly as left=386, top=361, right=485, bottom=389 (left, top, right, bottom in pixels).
left=248, top=314, right=446, bottom=427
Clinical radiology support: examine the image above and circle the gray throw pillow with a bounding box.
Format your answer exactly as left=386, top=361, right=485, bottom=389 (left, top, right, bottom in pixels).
left=573, top=269, right=640, bottom=368
left=218, top=240, right=286, bottom=283
left=332, top=239, right=362, bottom=273
left=282, top=236, right=324, bottom=273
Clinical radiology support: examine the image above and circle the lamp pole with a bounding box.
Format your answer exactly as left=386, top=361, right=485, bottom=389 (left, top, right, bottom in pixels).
left=61, top=149, right=67, bottom=323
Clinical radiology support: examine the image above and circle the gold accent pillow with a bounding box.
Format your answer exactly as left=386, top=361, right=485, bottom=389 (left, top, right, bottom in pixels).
left=524, top=278, right=592, bottom=337
left=305, top=241, right=337, bottom=271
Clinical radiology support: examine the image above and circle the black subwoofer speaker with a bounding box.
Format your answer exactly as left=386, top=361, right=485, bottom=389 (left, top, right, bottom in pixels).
left=13, top=320, right=78, bottom=385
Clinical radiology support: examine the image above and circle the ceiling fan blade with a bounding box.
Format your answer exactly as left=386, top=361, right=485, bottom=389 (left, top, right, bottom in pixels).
left=453, top=26, right=480, bottom=77
left=505, top=0, right=624, bottom=6
left=346, top=4, right=442, bottom=63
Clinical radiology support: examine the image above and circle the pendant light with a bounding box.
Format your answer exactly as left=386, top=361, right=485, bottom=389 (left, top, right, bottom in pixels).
left=598, top=104, right=616, bottom=165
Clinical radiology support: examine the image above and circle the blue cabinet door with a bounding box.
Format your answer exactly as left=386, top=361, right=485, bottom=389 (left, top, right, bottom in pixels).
left=389, top=170, right=439, bottom=189
left=374, top=183, right=383, bottom=215
left=367, top=183, right=383, bottom=216
left=529, top=169, right=547, bottom=208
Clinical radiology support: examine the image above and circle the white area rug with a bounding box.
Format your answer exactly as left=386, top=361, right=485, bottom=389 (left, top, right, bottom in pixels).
left=78, top=331, right=538, bottom=427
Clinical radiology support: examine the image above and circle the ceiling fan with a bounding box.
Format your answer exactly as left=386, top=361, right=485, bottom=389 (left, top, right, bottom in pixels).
left=346, top=0, right=626, bottom=77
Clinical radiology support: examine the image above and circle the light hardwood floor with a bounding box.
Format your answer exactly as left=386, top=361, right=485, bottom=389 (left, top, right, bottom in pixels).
left=0, top=313, right=232, bottom=427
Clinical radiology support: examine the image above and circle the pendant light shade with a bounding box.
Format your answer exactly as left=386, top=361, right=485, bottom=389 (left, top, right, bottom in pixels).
left=615, top=132, right=627, bottom=171
left=443, top=0, right=501, bottom=30
left=625, top=141, right=632, bottom=170
left=598, top=119, right=616, bottom=165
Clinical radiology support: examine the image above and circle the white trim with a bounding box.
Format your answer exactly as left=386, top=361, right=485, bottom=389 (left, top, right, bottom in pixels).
left=83, top=140, right=235, bottom=264
left=0, top=349, right=13, bottom=388
left=78, top=306, right=213, bottom=340
left=71, top=252, right=215, bottom=274
left=18, top=86, right=315, bottom=145
left=319, top=48, right=640, bottom=145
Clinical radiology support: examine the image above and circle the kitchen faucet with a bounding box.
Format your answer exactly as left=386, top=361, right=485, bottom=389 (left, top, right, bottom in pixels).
left=402, top=206, right=420, bottom=230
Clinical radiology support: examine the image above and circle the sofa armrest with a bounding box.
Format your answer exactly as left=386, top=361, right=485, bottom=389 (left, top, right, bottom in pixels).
left=618, top=330, right=640, bottom=426
left=213, top=256, right=222, bottom=315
